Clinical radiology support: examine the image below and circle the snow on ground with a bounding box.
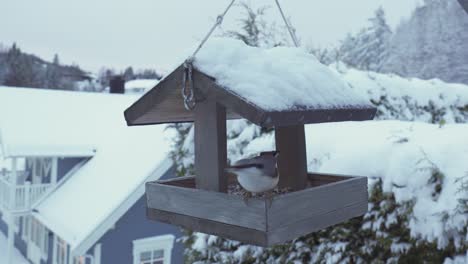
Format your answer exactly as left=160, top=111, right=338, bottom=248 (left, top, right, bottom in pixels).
left=193, top=38, right=372, bottom=111
left=232, top=120, right=468, bottom=249
left=0, top=231, right=29, bottom=264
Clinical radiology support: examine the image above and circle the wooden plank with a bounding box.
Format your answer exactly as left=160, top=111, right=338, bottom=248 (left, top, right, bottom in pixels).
left=124, top=65, right=185, bottom=125
left=124, top=65, right=242, bottom=126
left=268, top=176, right=367, bottom=230
left=194, top=97, right=228, bottom=192
left=146, top=182, right=267, bottom=231
left=275, top=125, right=308, bottom=190
left=308, top=173, right=351, bottom=182
left=153, top=176, right=196, bottom=188
left=267, top=200, right=367, bottom=245
left=154, top=174, right=237, bottom=189
left=147, top=208, right=268, bottom=246
left=262, top=108, right=377, bottom=128
left=154, top=173, right=351, bottom=189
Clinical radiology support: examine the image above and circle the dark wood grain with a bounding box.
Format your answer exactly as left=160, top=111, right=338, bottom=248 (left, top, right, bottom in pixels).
left=147, top=208, right=268, bottom=246
left=146, top=181, right=267, bottom=230
left=194, top=97, right=228, bottom=192
left=268, top=176, right=367, bottom=230
left=275, top=125, right=308, bottom=190
left=268, top=200, right=367, bottom=245
left=146, top=174, right=368, bottom=246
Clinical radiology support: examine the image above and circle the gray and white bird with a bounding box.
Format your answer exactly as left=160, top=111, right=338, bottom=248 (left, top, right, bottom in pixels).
left=226, top=151, right=280, bottom=194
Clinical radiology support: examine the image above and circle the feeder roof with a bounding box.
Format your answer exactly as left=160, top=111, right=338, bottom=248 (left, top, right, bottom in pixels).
left=125, top=38, right=376, bottom=127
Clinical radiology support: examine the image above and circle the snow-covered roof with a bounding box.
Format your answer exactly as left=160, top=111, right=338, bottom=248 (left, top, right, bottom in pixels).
left=0, top=87, right=174, bottom=254
left=0, top=88, right=97, bottom=158
left=125, top=79, right=159, bottom=91
left=125, top=38, right=375, bottom=127
left=194, top=38, right=372, bottom=111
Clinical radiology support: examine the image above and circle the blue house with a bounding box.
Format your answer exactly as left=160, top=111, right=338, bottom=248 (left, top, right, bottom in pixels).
left=0, top=87, right=184, bottom=264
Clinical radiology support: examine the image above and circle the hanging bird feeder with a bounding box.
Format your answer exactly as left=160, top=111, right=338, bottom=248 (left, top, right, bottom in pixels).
left=124, top=0, right=376, bottom=247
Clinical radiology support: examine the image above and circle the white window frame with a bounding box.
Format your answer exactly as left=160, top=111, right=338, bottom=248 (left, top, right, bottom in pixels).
left=132, top=234, right=175, bottom=264
left=22, top=215, right=30, bottom=241
left=29, top=217, right=49, bottom=259
left=55, top=236, right=69, bottom=264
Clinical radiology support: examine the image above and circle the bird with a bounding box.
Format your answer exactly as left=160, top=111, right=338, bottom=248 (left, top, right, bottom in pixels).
left=226, top=151, right=280, bottom=200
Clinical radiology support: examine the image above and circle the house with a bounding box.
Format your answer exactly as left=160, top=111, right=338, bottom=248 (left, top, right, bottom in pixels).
left=124, top=79, right=160, bottom=94
left=0, top=87, right=183, bottom=264
left=102, top=78, right=160, bottom=95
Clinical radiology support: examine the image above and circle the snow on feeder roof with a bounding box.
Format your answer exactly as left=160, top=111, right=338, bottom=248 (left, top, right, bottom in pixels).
left=124, top=38, right=376, bottom=127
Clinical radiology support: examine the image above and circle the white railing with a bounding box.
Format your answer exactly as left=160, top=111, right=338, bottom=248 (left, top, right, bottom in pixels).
left=0, top=175, right=52, bottom=212
left=0, top=175, right=10, bottom=210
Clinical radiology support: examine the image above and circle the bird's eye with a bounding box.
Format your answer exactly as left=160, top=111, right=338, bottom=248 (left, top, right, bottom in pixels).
left=255, top=164, right=264, bottom=169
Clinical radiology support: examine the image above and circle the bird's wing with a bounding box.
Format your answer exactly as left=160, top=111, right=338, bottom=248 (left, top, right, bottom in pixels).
left=229, top=157, right=264, bottom=169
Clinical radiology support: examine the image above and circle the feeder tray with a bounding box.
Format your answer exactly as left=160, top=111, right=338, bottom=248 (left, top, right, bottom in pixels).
left=125, top=57, right=376, bottom=246
left=146, top=173, right=367, bottom=246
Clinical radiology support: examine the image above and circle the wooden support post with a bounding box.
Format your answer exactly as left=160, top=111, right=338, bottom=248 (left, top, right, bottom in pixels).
left=275, top=125, right=308, bottom=190
left=194, top=98, right=227, bottom=192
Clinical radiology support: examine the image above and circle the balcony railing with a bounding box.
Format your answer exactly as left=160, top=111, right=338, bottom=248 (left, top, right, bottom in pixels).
left=0, top=173, right=52, bottom=212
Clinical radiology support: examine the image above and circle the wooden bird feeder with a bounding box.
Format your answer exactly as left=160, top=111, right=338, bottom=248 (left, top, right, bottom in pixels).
left=124, top=60, right=376, bottom=246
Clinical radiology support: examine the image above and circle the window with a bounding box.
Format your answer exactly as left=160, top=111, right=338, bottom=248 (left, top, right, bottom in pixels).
left=30, top=218, right=49, bottom=256
left=139, top=249, right=164, bottom=264
left=56, top=237, right=68, bottom=264
left=73, top=255, right=93, bottom=264
left=133, top=234, right=174, bottom=264
left=22, top=216, right=30, bottom=241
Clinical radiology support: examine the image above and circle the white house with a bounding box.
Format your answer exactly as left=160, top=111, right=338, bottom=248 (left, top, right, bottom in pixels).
left=0, top=87, right=183, bottom=264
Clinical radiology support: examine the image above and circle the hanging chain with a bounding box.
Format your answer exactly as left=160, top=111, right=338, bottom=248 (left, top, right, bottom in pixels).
left=274, top=0, right=299, bottom=47
left=182, top=0, right=236, bottom=110
left=182, top=60, right=195, bottom=110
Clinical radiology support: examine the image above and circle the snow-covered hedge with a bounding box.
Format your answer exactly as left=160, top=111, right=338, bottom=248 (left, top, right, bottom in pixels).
left=171, top=67, right=468, bottom=263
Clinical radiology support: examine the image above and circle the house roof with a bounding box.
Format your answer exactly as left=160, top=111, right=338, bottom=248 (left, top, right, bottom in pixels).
left=125, top=79, right=160, bottom=91
left=0, top=87, right=174, bottom=254
left=125, top=38, right=376, bottom=127
left=0, top=89, right=97, bottom=158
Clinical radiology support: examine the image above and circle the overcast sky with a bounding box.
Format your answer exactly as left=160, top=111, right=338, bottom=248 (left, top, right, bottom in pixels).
left=1, top=0, right=422, bottom=73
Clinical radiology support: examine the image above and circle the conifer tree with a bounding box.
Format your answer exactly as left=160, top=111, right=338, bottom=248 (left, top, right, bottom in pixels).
left=4, top=43, right=41, bottom=88
left=340, top=7, right=392, bottom=71
left=382, top=0, right=468, bottom=84
left=44, top=54, right=63, bottom=89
